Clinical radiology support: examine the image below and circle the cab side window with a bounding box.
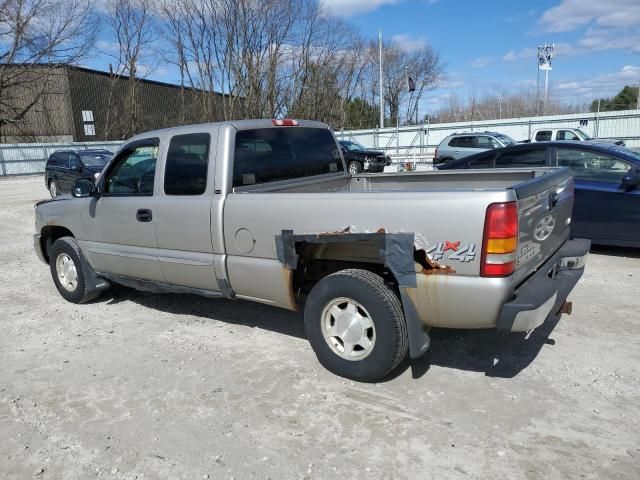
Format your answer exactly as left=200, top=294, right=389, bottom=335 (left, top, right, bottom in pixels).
left=164, top=133, right=210, bottom=195
left=535, top=130, right=552, bottom=141
left=557, top=130, right=580, bottom=141
left=104, top=143, right=159, bottom=196
left=557, top=148, right=631, bottom=182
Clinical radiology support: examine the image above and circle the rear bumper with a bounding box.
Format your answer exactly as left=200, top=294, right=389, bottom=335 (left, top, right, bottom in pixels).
left=498, top=238, right=590, bottom=332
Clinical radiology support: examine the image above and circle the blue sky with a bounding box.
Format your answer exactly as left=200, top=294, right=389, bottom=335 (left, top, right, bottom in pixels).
left=86, top=0, right=640, bottom=116
left=322, top=0, right=640, bottom=114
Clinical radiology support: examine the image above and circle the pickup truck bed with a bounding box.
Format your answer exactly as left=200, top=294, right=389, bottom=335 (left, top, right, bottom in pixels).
left=34, top=119, right=589, bottom=381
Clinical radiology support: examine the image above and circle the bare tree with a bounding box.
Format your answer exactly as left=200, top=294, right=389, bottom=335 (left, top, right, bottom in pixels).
left=368, top=39, right=443, bottom=127
left=102, top=0, right=155, bottom=139
left=0, top=0, right=96, bottom=141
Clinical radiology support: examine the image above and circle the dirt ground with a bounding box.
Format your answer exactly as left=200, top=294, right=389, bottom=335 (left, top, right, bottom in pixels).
left=1, top=176, right=639, bottom=480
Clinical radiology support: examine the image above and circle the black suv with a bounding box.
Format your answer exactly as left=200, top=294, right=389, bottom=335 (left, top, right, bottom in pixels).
left=338, top=140, right=391, bottom=174
left=45, top=149, right=113, bottom=198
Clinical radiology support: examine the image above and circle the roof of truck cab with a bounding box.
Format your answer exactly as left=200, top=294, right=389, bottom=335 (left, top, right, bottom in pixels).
left=124, top=119, right=331, bottom=143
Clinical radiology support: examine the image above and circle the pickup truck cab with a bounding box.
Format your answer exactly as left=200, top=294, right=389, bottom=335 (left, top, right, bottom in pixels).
left=529, top=128, right=625, bottom=146
left=34, top=119, right=589, bottom=381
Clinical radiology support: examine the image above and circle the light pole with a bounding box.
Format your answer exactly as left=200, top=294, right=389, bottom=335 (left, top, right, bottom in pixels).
left=378, top=30, right=384, bottom=129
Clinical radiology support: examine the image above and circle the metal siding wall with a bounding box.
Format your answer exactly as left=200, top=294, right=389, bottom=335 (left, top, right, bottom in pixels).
left=337, top=109, right=640, bottom=154
left=0, top=142, right=122, bottom=176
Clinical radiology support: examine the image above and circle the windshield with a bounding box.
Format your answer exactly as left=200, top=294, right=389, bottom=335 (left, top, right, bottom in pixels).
left=495, top=134, right=517, bottom=146
left=574, top=129, right=591, bottom=140
left=80, top=153, right=111, bottom=168
left=340, top=140, right=367, bottom=151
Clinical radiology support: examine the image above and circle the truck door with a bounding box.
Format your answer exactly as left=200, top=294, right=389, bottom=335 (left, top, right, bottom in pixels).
left=81, top=138, right=164, bottom=282
left=153, top=131, right=219, bottom=291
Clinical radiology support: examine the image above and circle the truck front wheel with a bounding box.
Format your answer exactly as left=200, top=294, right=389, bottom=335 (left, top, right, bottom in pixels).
left=304, top=269, right=408, bottom=382
left=49, top=237, right=102, bottom=304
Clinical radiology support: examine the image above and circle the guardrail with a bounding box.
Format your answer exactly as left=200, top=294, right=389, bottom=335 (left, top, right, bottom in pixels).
left=0, top=141, right=122, bottom=177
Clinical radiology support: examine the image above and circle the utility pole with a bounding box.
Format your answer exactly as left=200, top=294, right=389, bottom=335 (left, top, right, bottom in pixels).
left=378, top=30, right=384, bottom=129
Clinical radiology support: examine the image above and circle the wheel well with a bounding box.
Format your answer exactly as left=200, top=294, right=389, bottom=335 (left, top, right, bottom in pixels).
left=40, top=226, right=74, bottom=262
left=291, top=240, right=399, bottom=302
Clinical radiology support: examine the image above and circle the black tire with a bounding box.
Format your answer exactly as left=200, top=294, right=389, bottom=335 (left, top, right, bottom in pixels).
left=348, top=160, right=363, bottom=174
left=304, top=269, right=408, bottom=382
left=49, top=180, right=59, bottom=198
left=49, top=237, right=101, bottom=304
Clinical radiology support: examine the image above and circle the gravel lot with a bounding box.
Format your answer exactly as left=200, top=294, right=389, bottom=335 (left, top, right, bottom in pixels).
left=1, top=176, right=639, bottom=480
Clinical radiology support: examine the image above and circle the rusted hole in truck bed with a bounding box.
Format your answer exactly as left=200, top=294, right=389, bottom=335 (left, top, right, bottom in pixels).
left=414, top=249, right=455, bottom=275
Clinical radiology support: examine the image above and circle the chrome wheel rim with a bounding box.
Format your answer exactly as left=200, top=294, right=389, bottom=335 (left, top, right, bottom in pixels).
left=321, top=297, right=376, bottom=361
left=55, top=253, right=78, bottom=292
left=50, top=181, right=58, bottom=198
left=348, top=162, right=359, bottom=174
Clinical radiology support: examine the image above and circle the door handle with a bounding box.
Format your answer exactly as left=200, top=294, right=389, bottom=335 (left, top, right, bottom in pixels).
left=136, top=209, right=153, bottom=222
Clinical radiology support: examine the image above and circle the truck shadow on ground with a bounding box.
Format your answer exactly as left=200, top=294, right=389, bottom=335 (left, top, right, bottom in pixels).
left=100, top=285, right=306, bottom=339
left=397, top=313, right=563, bottom=380
left=100, top=285, right=560, bottom=381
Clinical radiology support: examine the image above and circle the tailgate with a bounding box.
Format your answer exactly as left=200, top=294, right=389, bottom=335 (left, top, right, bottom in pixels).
left=512, top=168, right=574, bottom=285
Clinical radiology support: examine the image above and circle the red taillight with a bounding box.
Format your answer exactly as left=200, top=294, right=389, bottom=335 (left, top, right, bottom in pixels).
left=481, top=202, right=518, bottom=277
left=272, top=119, right=299, bottom=126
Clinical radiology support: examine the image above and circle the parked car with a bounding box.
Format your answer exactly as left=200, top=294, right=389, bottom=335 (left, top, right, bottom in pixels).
left=338, top=140, right=391, bottom=173
left=527, top=128, right=625, bottom=146
left=45, top=149, right=112, bottom=198
left=34, top=119, right=588, bottom=381
left=434, top=131, right=517, bottom=164
left=437, top=141, right=640, bottom=247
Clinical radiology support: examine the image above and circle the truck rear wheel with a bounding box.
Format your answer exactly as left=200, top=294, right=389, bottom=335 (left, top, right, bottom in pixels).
left=304, top=269, right=408, bottom=382
left=49, top=237, right=101, bottom=304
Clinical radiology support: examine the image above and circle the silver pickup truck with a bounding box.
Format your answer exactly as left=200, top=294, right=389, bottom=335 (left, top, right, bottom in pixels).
left=34, top=119, right=590, bottom=381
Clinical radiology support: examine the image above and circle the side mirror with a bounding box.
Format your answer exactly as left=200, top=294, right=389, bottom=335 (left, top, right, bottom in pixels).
left=621, top=173, right=640, bottom=191
left=71, top=164, right=82, bottom=172
left=72, top=178, right=97, bottom=198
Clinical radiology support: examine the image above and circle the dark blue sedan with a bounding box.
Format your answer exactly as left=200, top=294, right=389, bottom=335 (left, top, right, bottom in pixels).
left=437, top=141, right=640, bottom=247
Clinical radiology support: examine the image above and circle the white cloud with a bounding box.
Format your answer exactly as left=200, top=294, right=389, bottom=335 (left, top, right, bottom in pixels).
left=555, top=65, right=640, bottom=100
left=470, top=56, right=493, bottom=68
left=391, top=34, right=427, bottom=52
left=320, top=0, right=400, bottom=17
left=539, top=0, right=640, bottom=32
left=502, top=48, right=536, bottom=62
left=435, top=79, right=464, bottom=89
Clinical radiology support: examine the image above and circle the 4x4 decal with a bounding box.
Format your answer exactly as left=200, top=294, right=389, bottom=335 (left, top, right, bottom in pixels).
left=426, top=241, right=477, bottom=262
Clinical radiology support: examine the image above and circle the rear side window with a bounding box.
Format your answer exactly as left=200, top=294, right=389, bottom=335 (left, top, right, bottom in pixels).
left=535, top=130, right=552, bottom=141
left=233, top=127, right=343, bottom=187
left=455, top=136, right=476, bottom=148
left=447, top=137, right=459, bottom=147
left=495, top=149, right=546, bottom=168
left=164, top=133, right=210, bottom=195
